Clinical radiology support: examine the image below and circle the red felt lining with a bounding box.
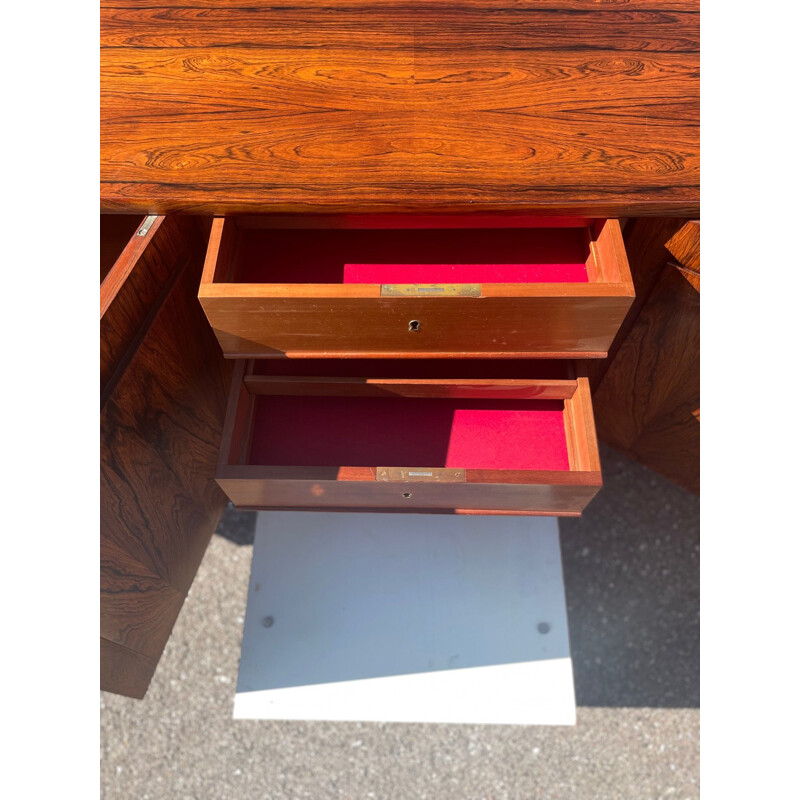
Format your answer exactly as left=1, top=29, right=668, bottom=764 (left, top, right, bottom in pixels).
left=235, top=228, right=590, bottom=284
left=248, top=396, right=570, bottom=471
left=342, top=262, right=586, bottom=284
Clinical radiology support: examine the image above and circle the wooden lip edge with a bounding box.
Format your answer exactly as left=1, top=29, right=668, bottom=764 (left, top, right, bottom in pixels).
left=198, top=281, right=634, bottom=299
left=199, top=216, right=227, bottom=288
left=217, top=359, right=249, bottom=469
left=242, top=375, right=580, bottom=399
left=562, top=368, right=601, bottom=474
left=607, top=218, right=635, bottom=292
left=233, top=214, right=598, bottom=230
left=99, top=195, right=701, bottom=219
left=217, top=465, right=603, bottom=487
left=218, top=350, right=610, bottom=359
left=100, top=214, right=162, bottom=317
left=575, top=373, right=602, bottom=472
left=226, top=505, right=586, bottom=518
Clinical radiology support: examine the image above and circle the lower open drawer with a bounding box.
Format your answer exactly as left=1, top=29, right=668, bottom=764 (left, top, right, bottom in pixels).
left=217, top=360, right=601, bottom=515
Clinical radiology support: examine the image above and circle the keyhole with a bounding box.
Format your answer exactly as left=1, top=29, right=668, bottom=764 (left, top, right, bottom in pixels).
left=408, top=320, right=421, bottom=332
left=402, top=492, right=412, bottom=499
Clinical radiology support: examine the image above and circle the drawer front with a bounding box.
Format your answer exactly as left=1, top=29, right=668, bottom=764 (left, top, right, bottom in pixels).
left=199, top=217, right=634, bottom=359
left=215, top=360, right=602, bottom=517
left=217, top=471, right=601, bottom=516
left=199, top=294, right=632, bottom=359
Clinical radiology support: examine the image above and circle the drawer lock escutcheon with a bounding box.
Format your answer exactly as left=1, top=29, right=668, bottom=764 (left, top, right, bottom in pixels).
left=377, top=467, right=466, bottom=483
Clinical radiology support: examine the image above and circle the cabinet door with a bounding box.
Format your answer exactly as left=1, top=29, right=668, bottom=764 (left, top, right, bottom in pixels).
left=592, top=219, right=699, bottom=494
left=100, top=215, right=232, bottom=698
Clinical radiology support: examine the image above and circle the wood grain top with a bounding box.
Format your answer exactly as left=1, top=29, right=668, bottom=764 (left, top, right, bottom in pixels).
left=101, top=1, right=699, bottom=216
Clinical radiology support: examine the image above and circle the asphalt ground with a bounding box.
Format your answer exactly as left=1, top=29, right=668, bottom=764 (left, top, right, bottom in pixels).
left=101, top=443, right=699, bottom=800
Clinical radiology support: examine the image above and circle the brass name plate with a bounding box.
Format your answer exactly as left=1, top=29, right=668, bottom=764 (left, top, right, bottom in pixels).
left=380, top=284, right=481, bottom=297
left=377, top=467, right=467, bottom=483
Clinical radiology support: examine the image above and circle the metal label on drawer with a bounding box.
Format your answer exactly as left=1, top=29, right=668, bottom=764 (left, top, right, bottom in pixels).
left=380, top=284, right=481, bottom=297
left=376, top=467, right=467, bottom=483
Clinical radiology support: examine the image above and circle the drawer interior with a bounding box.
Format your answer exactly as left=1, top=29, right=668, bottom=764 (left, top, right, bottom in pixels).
left=206, top=216, right=627, bottom=288
left=231, top=227, right=590, bottom=285
left=249, top=396, right=570, bottom=471
left=220, top=359, right=599, bottom=478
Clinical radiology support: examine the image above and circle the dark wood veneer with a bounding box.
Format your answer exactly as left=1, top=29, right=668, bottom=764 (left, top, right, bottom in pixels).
left=592, top=219, right=699, bottom=493
left=101, top=1, right=699, bottom=216
left=100, top=216, right=233, bottom=698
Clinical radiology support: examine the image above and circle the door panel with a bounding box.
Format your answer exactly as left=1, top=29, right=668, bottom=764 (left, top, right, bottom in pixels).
left=100, top=215, right=233, bottom=698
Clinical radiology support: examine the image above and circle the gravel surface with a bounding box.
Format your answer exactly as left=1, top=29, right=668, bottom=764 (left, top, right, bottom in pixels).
left=101, top=444, right=699, bottom=799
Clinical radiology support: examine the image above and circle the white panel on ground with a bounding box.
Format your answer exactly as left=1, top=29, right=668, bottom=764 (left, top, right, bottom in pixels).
left=234, top=511, right=575, bottom=725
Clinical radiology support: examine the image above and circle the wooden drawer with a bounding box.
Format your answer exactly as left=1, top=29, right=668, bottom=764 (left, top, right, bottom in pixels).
left=199, top=216, right=634, bottom=359
left=217, top=359, right=601, bottom=516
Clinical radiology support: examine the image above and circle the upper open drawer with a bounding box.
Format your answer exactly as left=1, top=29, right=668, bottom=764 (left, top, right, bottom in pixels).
left=199, top=216, right=634, bottom=359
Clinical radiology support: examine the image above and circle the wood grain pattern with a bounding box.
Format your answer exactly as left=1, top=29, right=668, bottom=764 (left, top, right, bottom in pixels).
left=101, top=215, right=198, bottom=399
left=673, top=262, right=699, bottom=291
left=665, top=219, right=699, bottom=270
left=200, top=293, right=633, bottom=357
left=100, top=638, right=158, bottom=700
left=592, top=257, right=699, bottom=493
left=101, top=535, right=187, bottom=661
left=100, top=1, right=698, bottom=216
left=101, top=216, right=233, bottom=697
left=666, top=219, right=700, bottom=289
left=564, top=369, right=601, bottom=473
left=100, top=216, right=157, bottom=318
left=101, top=7, right=699, bottom=51
left=100, top=214, right=143, bottom=281
left=106, top=1, right=698, bottom=9
left=587, top=216, right=687, bottom=389
left=101, top=246, right=231, bottom=594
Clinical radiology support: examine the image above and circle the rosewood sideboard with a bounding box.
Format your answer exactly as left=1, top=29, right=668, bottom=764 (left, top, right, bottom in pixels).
left=100, top=0, right=699, bottom=698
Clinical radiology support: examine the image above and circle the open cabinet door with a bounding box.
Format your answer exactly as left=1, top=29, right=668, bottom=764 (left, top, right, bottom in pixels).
left=591, top=219, right=699, bottom=494
left=100, top=215, right=232, bottom=698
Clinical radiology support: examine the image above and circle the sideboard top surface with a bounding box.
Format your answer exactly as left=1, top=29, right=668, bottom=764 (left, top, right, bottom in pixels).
left=100, top=0, right=699, bottom=216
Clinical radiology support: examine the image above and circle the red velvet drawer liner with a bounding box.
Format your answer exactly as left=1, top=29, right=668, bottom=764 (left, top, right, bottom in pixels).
left=248, top=396, right=570, bottom=471
left=236, top=228, right=589, bottom=284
